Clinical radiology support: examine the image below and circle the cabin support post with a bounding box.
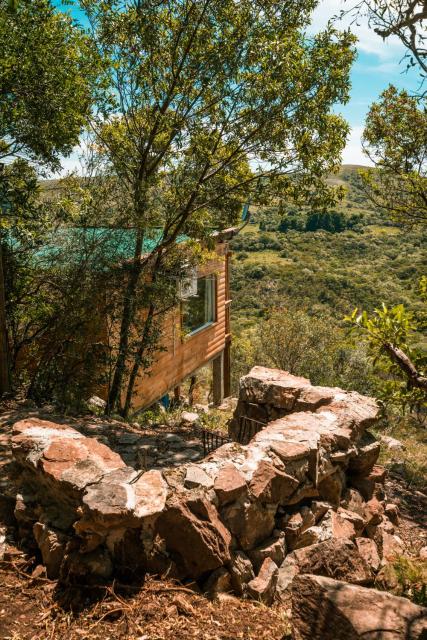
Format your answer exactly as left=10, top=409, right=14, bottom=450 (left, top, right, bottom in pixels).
left=212, top=350, right=224, bottom=406
left=223, top=340, right=231, bottom=398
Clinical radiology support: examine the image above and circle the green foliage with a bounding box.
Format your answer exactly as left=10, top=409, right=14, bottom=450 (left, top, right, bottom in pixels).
left=391, top=557, right=427, bottom=606
left=231, top=305, right=376, bottom=396
left=346, top=289, right=427, bottom=415
left=0, top=0, right=97, bottom=171
left=361, top=86, right=427, bottom=225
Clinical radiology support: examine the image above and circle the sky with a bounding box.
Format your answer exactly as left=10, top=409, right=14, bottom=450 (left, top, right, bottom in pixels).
left=54, top=0, right=422, bottom=175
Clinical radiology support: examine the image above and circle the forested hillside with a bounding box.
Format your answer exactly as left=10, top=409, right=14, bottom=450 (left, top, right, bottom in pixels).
left=229, top=165, right=427, bottom=406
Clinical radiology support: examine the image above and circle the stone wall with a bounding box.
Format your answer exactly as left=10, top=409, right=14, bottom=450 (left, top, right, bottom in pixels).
left=10, top=367, right=404, bottom=603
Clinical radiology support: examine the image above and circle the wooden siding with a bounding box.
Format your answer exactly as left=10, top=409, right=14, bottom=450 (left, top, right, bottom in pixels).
left=130, top=243, right=229, bottom=409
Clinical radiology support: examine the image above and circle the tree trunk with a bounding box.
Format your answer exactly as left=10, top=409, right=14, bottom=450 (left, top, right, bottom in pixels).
left=122, top=302, right=155, bottom=418
left=0, top=242, right=10, bottom=396
left=107, top=230, right=144, bottom=413
left=383, top=342, right=427, bottom=391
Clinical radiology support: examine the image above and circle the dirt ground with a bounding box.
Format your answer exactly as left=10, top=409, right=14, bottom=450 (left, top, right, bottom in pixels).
left=0, top=557, right=291, bottom=640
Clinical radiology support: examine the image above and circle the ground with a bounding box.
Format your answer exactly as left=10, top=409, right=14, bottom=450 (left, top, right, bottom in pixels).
left=0, top=402, right=426, bottom=639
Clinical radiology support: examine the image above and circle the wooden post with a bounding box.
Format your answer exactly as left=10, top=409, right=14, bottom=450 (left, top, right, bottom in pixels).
left=0, top=242, right=10, bottom=396
left=223, top=340, right=231, bottom=398
left=174, top=385, right=181, bottom=402
left=212, top=351, right=224, bottom=406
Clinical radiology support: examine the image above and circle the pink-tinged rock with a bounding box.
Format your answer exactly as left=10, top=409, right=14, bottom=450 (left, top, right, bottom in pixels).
left=348, top=432, right=381, bottom=475
left=269, top=440, right=311, bottom=463
left=290, top=538, right=373, bottom=585
left=355, top=537, right=380, bottom=572
left=247, top=534, right=286, bottom=571
left=316, top=391, right=380, bottom=440
left=350, top=466, right=387, bottom=501
left=341, top=488, right=365, bottom=517
left=229, top=550, right=255, bottom=595
left=156, top=494, right=231, bottom=578
left=291, top=574, right=427, bottom=640
left=214, top=463, right=247, bottom=505
left=246, top=557, right=279, bottom=605
left=334, top=509, right=364, bottom=538
left=79, top=468, right=168, bottom=530
left=221, top=498, right=275, bottom=551
left=249, top=460, right=299, bottom=503
left=204, top=567, right=232, bottom=597
left=293, top=386, right=336, bottom=411
left=363, top=498, right=384, bottom=528
left=33, top=522, right=69, bottom=579
left=12, top=418, right=125, bottom=495
left=318, top=468, right=345, bottom=506
left=239, top=367, right=310, bottom=409
left=385, top=503, right=400, bottom=525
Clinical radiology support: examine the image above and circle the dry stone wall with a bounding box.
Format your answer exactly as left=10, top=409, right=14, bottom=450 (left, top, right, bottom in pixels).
left=10, top=367, right=405, bottom=603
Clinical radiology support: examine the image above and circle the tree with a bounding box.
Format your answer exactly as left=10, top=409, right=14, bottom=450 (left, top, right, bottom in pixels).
left=349, top=0, right=427, bottom=80
left=81, top=0, right=356, bottom=414
left=361, top=86, right=427, bottom=225
left=346, top=280, right=427, bottom=416
left=0, top=0, right=96, bottom=395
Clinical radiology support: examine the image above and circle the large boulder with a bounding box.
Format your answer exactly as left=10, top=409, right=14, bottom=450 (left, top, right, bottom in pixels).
left=291, top=574, right=427, bottom=640
left=288, top=538, right=373, bottom=585
left=156, top=494, right=231, bottom=578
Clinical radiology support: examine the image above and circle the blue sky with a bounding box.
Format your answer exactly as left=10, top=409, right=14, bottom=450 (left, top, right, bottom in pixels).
left=55, top=0, right=422, bottom=174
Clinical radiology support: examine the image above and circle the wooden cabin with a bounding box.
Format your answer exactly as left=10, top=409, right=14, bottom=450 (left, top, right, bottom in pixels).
left=131, top=228, right=235, bottom=410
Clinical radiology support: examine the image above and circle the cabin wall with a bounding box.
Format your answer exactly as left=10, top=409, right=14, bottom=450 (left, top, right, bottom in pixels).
left=130, top=242, right=231, bottom=410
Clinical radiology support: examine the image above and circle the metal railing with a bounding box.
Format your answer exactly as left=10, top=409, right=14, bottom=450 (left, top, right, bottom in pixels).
left=195, top=427, right=232, bottom=456
left=236, top=416, right=266, bottom=445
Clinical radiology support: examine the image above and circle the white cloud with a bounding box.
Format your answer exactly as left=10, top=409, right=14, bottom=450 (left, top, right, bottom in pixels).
left=341, top=125, right=373, bottom=166
left=310, top=0, right=405, bottom=61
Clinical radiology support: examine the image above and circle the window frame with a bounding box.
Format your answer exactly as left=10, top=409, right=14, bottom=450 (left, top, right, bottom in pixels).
left=180, top=274, right=217, bottom=338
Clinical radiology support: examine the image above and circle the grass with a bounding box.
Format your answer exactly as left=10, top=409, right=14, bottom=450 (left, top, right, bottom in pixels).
left=373, top=417, right=427, bottom=491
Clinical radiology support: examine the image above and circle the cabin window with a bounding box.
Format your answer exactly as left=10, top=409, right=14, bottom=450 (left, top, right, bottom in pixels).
left=182, top=275, right=216, bottom=335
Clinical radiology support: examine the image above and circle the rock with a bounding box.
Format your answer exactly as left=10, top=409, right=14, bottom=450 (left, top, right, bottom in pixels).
left=384, top=503, right=399, bottom=525
left=239, top=366, right=310, bottom=409
left=246, top=557, right=279, bottom=605
left=184, top=465, right=214, bottom=490
left=33, top=522, right=68, bottom=578
left=117, top=432, right=140, bottom=445
left=419, top=546, right=427, bottom=561
left=295, top=508, right=360, bottom=549
left=156, top=494, right=231, bottom=578
left=341, top=488, right=365, bottom=518
left=282, top=509, right=315, bottom=551
left=379, top=435, right=406, bottom=451
left=291, top=574, right=427, bottom=640
left=249, top=460, right=299, bottom=503
left=290, top=538, right=373, bottom=585
left=221, top=499, right=275, bottom=551
left=86, top=396, right=107, bottom=413
left=204, top=567, right=232, bottom=597
left=247, top=534, right=286, bottom=572
left=229, top=550, right=255, bottom=595
left=0, top=525, right=6, bottom=561
left=375, top=563, right=403, bottom=595
left=79, top=468, right=168, bottom=530
left=363, top=498, right=384, bottom=530
left=310, top=501, right=330, bottom=523
left=350, top=466, right=386, bottom=501
left=180, top=411, right=200, bottom=425
left=348, top=431, right=380, bottom=475
left=317, top=469, right=345, bottom=506
left=355, top=537, right=380, bottom=572
left=12, top=418, right=126, bottom=504
left=214, top=464, right=247, bottom=505
left=63, top=547, right=113, bottom=582
left=276, top=556, right=300, bottom=599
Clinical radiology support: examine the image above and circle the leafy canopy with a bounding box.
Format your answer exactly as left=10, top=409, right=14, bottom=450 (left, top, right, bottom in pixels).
left=361, top=86, right=427, bottom=225
left=0, top=0, right=96, bottom=171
